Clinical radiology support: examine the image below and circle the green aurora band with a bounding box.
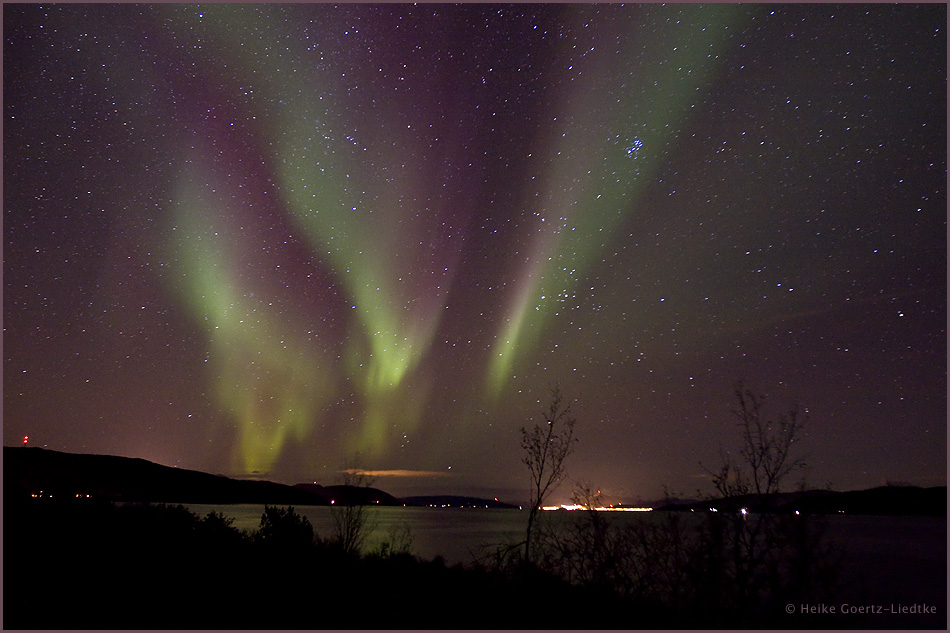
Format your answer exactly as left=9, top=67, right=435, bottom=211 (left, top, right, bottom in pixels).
left=161, top=4, right=747, bottom=474
left=168, top=158, right=337, bottom=475
left=486, top=6, right=745, bottom=394
left=163, top=5, right=458, bottom=468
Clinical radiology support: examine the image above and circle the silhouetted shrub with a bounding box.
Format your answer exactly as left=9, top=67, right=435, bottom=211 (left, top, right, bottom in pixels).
left=253, top=504, right=315, bottom=550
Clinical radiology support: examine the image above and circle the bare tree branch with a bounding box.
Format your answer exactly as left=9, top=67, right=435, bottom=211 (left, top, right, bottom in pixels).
left=520, top=384, right=577, bottom=564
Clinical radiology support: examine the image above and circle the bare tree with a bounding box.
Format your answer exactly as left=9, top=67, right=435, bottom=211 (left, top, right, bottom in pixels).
left=330, top=469, right=378, bottom=556
left=520, top=384, right=577, bottom=564
left=699, top=383, right=812, bottom=623
left=535, top=483, right=618, bottom=588
left=709, top=384, right=806, bottom=499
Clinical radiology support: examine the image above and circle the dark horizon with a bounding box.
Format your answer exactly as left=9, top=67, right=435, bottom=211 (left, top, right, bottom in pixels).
left=4, top=4, right=946, bottom=503
left=6, top=444, right=946, bottom=510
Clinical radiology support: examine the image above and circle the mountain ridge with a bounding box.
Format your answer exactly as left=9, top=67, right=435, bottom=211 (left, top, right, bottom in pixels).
left=5, top=446, right=944, bottom=515
left=4, top=446, right=517, bottom=508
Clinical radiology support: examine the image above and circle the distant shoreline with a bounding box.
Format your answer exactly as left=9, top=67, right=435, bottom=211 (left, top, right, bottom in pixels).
left=5, top=446, right=946, bottom=516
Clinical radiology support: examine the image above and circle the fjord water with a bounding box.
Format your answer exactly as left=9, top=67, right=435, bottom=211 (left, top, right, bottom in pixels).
left=184, top=504, right=945, bottom=620
left=185, top=504, right=529, bottom=564
left=188, top=504, right=947, bottom=584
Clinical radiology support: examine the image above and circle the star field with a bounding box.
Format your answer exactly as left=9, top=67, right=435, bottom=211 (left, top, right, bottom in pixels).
left=4, top=4, right=945, bottom=501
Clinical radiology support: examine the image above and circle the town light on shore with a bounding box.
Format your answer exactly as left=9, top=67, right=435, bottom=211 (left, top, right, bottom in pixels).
left=542, top=504, right=653, bottom=512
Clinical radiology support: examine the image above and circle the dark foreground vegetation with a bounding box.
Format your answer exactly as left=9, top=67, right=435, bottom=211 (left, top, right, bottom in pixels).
left=6, top=497, right=668, bottom=630
left=4, top=387, right=944, bottom=629
left=7, top=496, right=944, bottom=630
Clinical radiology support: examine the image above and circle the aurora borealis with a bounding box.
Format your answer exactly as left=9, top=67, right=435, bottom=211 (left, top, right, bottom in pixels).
left=4, top=4, right=946, bottom=502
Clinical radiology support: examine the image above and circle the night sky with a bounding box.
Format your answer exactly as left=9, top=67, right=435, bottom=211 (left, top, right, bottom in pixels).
left=4, top=3, right=946, bottom=503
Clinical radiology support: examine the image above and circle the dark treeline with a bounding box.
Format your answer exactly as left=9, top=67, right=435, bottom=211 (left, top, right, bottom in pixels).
left=6, top=497, right=673, bottom=630
left=5, top=493, right=945, bottom=629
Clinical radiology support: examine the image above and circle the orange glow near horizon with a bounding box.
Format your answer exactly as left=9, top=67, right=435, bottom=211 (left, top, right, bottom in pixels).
left=339, top=468, right=453, bottom=478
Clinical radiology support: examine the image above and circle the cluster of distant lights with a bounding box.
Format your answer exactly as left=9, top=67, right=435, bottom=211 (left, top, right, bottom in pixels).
left=23, top=492, right=846, bottom=516
left=543, top=504, right=654, bottom=512
left=17, top=441, right=835, bottom=516
left=544, top=505, right=846, bottom=515
left=29, top=491, right=92, bottom=499
left=415, top=504, right=508, bottom=509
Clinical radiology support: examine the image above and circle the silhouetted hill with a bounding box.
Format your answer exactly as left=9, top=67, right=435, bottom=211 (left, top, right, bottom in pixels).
left=400, top=495, right=518, bottom=509
left=5, top=447, right=514, bottom=508
left=660, top=485, right=947, bottom=516
left=294, top=482, right=401, bottom=506
left=8, top=446, right=942, bottom=515
left=4, top=446, right=327, bottom=505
